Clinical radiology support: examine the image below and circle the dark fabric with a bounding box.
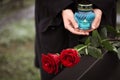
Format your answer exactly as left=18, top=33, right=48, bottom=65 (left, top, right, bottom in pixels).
left=89, top=0, right=117, bottom=27
left=79, top=52, right=120, bottom=80
left=40, top=69, right=56, bottom=80
left=34, top=0, right=117, bottom=80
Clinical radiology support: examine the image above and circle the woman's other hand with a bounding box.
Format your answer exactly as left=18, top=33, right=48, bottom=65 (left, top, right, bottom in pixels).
left=87, top=9, right=102, bottom=32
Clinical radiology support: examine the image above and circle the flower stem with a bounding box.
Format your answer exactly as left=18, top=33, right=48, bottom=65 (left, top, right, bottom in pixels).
left=77, top=45, right=87, bottom=52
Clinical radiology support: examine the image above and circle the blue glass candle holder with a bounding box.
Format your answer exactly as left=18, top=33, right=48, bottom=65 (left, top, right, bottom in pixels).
left=74, top=4, right=95, bottom=30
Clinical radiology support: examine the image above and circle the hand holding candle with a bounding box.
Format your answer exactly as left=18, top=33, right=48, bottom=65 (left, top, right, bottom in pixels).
left=74, top=4, right=95, bottom=30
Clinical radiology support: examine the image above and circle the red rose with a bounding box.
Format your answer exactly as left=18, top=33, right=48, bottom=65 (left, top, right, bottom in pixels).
left=41, top=53, right=60, bottom=74
left=60, top=49, right=80, bottom=67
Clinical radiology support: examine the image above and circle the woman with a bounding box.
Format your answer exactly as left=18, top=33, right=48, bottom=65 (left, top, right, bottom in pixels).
left=34, top=0, right=117, bottom=80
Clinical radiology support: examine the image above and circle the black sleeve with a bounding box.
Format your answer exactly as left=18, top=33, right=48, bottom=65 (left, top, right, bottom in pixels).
left=35, top=0, right=73, bottom=19
left=89, top=0, right=117, bottom=27
left=89, top=0, right=116, bottom=16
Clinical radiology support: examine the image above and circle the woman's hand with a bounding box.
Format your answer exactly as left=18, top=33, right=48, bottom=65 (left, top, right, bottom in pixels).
left=62, top=9, right=89, bottom=35
left=87, top=9, right=102, bottom=32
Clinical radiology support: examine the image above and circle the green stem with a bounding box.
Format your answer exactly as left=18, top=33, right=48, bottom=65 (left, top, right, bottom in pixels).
left=77, top=45, right=87, bottom=52
left=77, top=43, right=90, bottom=52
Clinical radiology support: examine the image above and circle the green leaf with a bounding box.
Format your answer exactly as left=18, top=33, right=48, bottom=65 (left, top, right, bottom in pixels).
left=106, top=26, right=117, bottom=36
left=100, top=27, right=107, bottom=39
left=117, top=48, right=120, bottom=60
left=101, top=40, right=114, bottom=51
left=90, top=30, right=101, bottom=47
left=92, top=30, right=101, bottom=41
left=85, top=37, right=90, bottom=45
left=79, top=49, right=86, bottom=55
left=90, top=36, right=100, bottom=47
left=87, top=46, right=102, bottom=59
left=113, top=46, right=119, bottom=54
left=112, top=41, right=120, bottom=48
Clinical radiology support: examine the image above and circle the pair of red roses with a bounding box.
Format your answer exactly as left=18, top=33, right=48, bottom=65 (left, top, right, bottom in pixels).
left=41, top=49, right=81, bottom=74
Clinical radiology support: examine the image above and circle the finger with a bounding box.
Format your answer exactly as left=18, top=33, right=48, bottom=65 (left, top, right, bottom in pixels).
left=69, top=15, right=78, bottom=29
left=78, top=29, right=90, bottom=35
left=91, top=17, right=100, bottom=29
left=65, top=24, right=89, bottom=35
left=92, top=9, right=102, bottom=29
left=85, top=17, right=101, bottom=32
left=63, top=17, right=82, bottom=34
left=62, top=15, right=71, bottom=29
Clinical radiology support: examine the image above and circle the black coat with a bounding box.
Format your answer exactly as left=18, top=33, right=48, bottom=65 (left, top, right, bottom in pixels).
left=34, top=0, right=117, bottom=68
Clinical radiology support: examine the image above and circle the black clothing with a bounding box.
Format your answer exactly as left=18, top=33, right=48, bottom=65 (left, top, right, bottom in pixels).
left=34, top=0, right=117, bottom=80
left=35, top=0, right=117, bottom=68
